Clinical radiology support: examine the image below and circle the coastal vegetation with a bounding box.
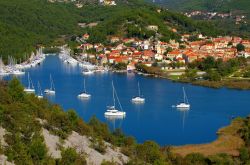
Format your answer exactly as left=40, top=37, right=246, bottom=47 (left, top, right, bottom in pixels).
left=2, top=78, right=250, bottom=164
left=134, top=56, right=250, bottom=90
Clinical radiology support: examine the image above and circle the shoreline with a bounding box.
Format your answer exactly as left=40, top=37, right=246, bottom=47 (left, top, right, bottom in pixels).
left=129, top=70, right=250, bottom=90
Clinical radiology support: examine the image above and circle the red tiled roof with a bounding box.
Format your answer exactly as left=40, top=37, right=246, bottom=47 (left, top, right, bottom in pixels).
left=143, top=50, right=155, bottom=57
left=168, top=50, right=181, bottom=55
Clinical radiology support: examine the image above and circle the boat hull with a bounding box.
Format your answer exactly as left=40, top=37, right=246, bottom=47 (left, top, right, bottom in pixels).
left=104, top=111, right=126, bottom=117
left=78, top=93, right=91, bottom=98
left=44, top=89, right=55, bottom=95
left=37, top=95, right=43, bottom=99
left=176, top=103, right=190, bottom=109
left=132, top=97, right=145, bottom=103
left=24, top=88, right=35, bottom=93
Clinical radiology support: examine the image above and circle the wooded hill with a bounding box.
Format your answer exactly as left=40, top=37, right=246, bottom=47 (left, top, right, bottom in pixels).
left=0, top=0, right=221, bottom=62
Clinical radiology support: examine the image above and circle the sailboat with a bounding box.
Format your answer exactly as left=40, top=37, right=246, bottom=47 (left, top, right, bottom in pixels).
left=78, top=79, right=91, bottom=98
left=82, top=68, right=94, bottom=75
left=176, top=87, right=190, bottom=109
left=24, top=73, right=35, bottom=93
left=132, top=82, right=145, bottom=103
left=104, top=81, right=126, bottom=117
left=44, top=74, right=55, bottom=95
left=37, top=81, right=43, bottom=99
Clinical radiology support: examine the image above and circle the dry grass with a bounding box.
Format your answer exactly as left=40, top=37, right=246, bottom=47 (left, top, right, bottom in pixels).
left=172, top=118, right=245, bottom=157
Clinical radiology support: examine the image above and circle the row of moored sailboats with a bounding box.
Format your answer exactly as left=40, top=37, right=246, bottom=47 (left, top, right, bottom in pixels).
left=0, top=49, right=46, bottom=76
left=77, top=80, right=190, bottom=118
left=24, top=72, right=190, bottom=118
left=24, top=73, right=56, bottom=99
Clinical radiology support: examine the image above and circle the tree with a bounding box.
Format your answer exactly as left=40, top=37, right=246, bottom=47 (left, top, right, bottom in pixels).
left=8, top=78, right=25, bottom=102
left=185, top=153, right=207, bottom=165
left=135, top=141, right=163, bottom=164
left=243, top=70, right=250, bottom=78
left=236, top=43, right=245, bottom=52
left=205, top=70, right=221, bottom=81
left=239, top=147, right=249, bottom=163
left=67, top=109, right=79, bottom=127
left=184, top=69, right=198, bottom=81
left=60, top=148, right=86, bottom=165
left=29, top=134, right=47, bottom=163
left=203, top=56, right=216, bottom=70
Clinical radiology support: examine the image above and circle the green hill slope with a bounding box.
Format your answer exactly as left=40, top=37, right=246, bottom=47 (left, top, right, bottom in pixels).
left=153, top=0, right=250, bottom=13
left=0, top=0, right=82, bottom=61
left=0, top=0, right=221, bottom=62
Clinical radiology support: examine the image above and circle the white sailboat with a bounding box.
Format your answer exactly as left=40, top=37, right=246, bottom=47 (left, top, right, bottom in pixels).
left=82, top=68, right=94, bottom=75
left=104, top=82, right=126, bottom=117
left=24, top=73, right=35, bottom=93
left=132, top=82, right=145, bottom=103
left=78, top=79, right=91, bottom=99
left=11, top=69, right=25, bottom=75
left=44, top=74, right=55, bottom=95
left=37, top=81, right=43, bottom=99
left=176, top=87, right=190, bottom=109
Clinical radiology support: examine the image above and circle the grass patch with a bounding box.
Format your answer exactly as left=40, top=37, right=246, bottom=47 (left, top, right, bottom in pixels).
left=172, top=118, right=245, bottom=157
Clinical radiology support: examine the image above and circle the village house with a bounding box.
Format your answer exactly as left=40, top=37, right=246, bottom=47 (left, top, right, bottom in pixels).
left=189, top=41, right=203, bottom=50
left=109, top=49, right=121, bottom=57
left=242, top=40, right=250, bottom=48
left=82, top=33, right=89, bottom=40
left=169, top=40, right=179, bottom=49
left=232, top=37, right=242, bottom=46
left=147, top=25, right=158, bottom=31
left=167, top=50, right=182, bottom=61
left=155, top=41, right=168, bottom=54
left=154, top=54, right=164, bottom=61
left=142, top=50, right=155, bottom=61
left=183, top=50, right=198, bottom=63
left=81, top=43, right=93, bottom=50
left=200, top=43, right=214, bottom=52
left=181, top=34, right=190, bottom=42
left=142, top=40, right=151, bottom=50
left=110, top=36, right=120, bottom=43
left=123, top=38, right=135, bottom=44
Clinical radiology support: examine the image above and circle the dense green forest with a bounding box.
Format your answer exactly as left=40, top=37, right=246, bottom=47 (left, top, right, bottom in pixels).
left=150, top=0, right=250, bottom=38
left=152, top=0, right=250, bottom=14
left=2, top=78, right=250, bottom=164
left=0, top=0, right=221, bottom=63
left=0, top=0, right=84, bottom=62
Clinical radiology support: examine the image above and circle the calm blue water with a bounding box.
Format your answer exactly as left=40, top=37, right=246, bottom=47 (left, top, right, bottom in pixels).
left=4, top=55, right=250, bottom=146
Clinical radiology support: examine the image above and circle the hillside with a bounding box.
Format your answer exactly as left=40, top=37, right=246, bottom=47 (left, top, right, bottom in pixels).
left=152, top=0, right=250, bottom=13
left=150, top=0, right=250, bottom=38
left=0, top=0, right=221, bottom=63
left=0, top=0, right=84, bottom=62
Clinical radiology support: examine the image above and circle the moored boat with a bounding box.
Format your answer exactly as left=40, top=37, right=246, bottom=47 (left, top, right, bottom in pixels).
left=104, top=82, right=126, bottom=117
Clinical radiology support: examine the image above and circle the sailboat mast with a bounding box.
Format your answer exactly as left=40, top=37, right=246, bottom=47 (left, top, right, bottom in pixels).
left=50, top=74, right=52, bottom=90
left=84, top=79, right=86, bottom=93
left=138, top=82, right=141, bottom=97
left=31, top=79, right=34, bottom=89
left=28, top=73, right=30, bottom=89
left=183, top=87, right=185, bottom=103
left=38, top=81, right=41, bottom=95
left=112, top=81, right=115, bottom=108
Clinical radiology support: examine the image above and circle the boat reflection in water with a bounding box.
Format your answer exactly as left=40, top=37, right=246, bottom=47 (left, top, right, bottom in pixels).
left=105, top=115, right=125, bottom=131
left=176, top=107, right=189, bottom=130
